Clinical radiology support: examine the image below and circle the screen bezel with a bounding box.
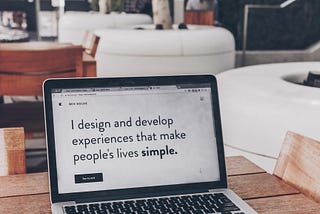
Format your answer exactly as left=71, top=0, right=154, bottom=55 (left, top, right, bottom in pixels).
left=43, top=75, right=227, bottom=203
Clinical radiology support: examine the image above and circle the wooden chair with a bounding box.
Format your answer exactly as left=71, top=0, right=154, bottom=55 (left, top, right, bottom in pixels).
left=274, top=131, right=320, bottom=203
left=0, top=127, right=25, bottom=176
left=184, top=11, right=214, bottom=26
left=82, top=31, right=100, bottom=58
left=0, top=43, right=84, bottom=134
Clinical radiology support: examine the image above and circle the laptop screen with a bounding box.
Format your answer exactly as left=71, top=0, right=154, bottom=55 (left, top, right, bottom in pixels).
left=50, top=82, right=221, bottom=194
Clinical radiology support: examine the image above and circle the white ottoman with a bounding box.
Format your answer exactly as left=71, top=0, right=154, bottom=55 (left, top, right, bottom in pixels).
left=58, top=12, right=152, bottom=44
left=94, top=25, right=235, bottom=77
left=217, top=62, right=320, bottom=172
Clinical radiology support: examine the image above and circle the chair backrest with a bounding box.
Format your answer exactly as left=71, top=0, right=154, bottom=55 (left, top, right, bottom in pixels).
left=274, top=131, right=320, bottom=203
left=184, top=11, right=214, bottom=26
left=82, top=31, right=100, bottom=58
left=0, top=127, right=25, bottom=176
left=0, top=42, right=84, bottom=96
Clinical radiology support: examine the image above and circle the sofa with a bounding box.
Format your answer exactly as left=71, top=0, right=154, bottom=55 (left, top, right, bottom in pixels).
left=58, top=11, right=152, bottom=44
left=94, top=24, right=235, bottom=76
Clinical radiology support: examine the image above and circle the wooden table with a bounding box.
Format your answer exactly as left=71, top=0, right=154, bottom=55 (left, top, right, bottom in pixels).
left=82, top=51, right=96, bottom=77
left=0, top=156, right=319, bottom=213
left=0, top=42, right=96, bottom=77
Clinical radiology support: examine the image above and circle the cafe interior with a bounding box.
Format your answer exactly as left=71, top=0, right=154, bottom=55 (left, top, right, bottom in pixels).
left=1, top=0, right=320, bottom=213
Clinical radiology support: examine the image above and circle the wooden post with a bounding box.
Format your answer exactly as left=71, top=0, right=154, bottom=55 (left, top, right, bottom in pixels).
left=152, top=0, right=172, bottom=29
left=0, top=127, right=25, bottom=176
left=274, top=131, right=320, bottom=203
left=99, top=0, right=111, bottom=14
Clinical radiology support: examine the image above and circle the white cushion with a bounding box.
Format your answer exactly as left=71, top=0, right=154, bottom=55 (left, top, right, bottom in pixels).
left=58, top=12, right=152, bottom=44
left=217, top=62, right=320, bottom=171
left=95, top=29, right=182, bottom=56
left=94, top=25, right=235, bottom=76
left=95, top=25, right=235, bottom=56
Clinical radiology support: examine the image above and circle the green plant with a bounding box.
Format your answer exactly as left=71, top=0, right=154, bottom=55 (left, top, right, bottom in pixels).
left=111, top=0, right=124, bottom=12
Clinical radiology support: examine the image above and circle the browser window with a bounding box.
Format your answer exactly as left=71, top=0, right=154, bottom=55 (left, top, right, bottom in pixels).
left=51, top=84, right=220, bottom=194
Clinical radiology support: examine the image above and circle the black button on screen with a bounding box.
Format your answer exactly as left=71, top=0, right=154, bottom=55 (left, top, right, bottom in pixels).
left=75, top=173, right=103, bottom=184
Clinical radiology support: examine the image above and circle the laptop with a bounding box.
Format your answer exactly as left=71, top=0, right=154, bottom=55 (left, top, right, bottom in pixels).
left=43, top=75, right=256, bottom=214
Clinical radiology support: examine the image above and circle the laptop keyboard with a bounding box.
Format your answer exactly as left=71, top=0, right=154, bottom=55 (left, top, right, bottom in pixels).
left=63, top=192, right=244, bottom=214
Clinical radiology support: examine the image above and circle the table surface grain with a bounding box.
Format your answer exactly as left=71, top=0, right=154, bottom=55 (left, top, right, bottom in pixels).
left=0, top=156, right=319, bottom=213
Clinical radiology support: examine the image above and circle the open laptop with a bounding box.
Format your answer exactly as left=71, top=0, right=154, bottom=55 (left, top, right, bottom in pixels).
left=43, top=75, right=256, bottom=214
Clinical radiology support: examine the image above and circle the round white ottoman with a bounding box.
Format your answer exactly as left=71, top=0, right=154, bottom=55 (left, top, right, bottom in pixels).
left=217, top=62, right=320, bottom=172
left=94, top=25, right=235, bottom=77
left=58, top=12, right=152, bottom=44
